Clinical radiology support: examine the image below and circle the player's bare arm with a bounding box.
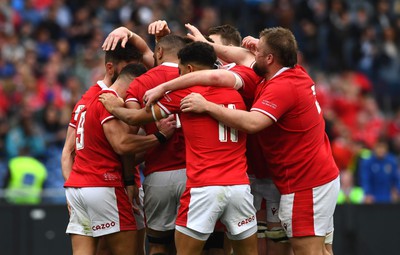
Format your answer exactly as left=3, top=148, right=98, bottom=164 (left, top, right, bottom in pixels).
left=143, top=69, right=239, bottom=107
left=61, top=126, right=76, bottom=181
left=100, top=93, right=166, bottom=126
left=181, top=92, right=274, bottom=134
left=102, top=26, right=154, bottom=69
left=103, top=119, right=151, bottom=154
left=125, top=100, right=176, bottom=145
left=185, top=23, right=255, bottom=66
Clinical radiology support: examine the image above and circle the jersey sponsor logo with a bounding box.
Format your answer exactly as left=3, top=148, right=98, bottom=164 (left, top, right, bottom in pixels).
left=237, top=215, right=255, bottom=227
left=92, top=221, right=116, bottom=231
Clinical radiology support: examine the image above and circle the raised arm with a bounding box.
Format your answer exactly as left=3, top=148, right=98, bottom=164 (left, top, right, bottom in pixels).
left=185, top=23, right=255, bottom=67
left=102, top=26, right=154, bottom=69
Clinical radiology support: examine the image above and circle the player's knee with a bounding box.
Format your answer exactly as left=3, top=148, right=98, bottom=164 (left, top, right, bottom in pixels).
left=257, top=221, right=267, bottom=239
left=265, top=227, right=289, bottom=243
left=147, top=233, right=174, bottom=246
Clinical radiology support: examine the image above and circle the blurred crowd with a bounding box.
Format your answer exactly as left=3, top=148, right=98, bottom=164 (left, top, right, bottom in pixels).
left=0, top=0, right=399, bottom=204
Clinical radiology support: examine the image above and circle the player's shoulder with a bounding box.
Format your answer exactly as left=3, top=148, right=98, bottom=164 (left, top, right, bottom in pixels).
left=98, top=88, right=117, bottom=96
left=133, top=65, right=168, bottom=82
left=148, top=63, right=178, bottom=73
left=77, top=83, right=103, bottom=103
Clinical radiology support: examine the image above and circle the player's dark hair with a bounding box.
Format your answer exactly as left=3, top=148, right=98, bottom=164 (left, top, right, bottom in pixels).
left=208, top=24, right=242, bottom=46
left=178, top=42, right=217, bottom=69
left=157, top=34, right=188, bottom=57
left=118, top=63, right=147, bottom=81
left=105, top=42, right=143, bottom=64
left=259, top=27, right=297, bottom=67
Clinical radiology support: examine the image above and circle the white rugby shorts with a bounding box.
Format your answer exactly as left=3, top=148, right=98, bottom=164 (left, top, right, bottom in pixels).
left=65, top=187, right=137, bottom=237
left=279, top=176, right=340, bottom=238
left=250, top=177, right=281, bottom=223
left=176, top=185, right=257, bottom=238
left=142, top=169, right=186, bottom=231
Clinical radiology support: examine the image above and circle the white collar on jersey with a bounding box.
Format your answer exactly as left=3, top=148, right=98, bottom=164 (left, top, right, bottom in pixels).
left=271, top=67, right=290, bottom=79
left=102, top=88, right=119, bottom=97
left=161, top=62, right=178, bottom=67
left=97, top=80, right=108, bottom=89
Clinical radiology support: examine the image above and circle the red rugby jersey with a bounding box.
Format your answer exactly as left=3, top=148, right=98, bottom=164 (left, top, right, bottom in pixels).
left=69, top=81, right=108, bottom=128
left=65, top=89, right=124, bottom=187
left=125, top=63, right=186, bottom=176
left=251, top=65, right=339, bottom=194
left=157, top=85, right=249, bottom=188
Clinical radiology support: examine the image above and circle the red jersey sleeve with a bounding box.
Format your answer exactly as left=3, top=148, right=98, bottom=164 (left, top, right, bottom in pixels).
left=251, top=78, right=296, bottom=122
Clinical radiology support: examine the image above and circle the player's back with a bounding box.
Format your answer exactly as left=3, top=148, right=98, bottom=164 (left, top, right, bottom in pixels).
left=158, top=85, right=249, bottom=188
left=66, top=90, right=123, bottom=188
left=126, top=63, right=185, bottom=176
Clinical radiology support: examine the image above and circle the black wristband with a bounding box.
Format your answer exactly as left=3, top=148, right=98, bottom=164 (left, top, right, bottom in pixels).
left=154, top=131, right=167, bottom=144
left=124, top=179, right=135, bottom=186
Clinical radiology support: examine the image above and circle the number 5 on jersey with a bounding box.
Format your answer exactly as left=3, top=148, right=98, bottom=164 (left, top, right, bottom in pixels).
left=76, top=111, right=86, bottom=150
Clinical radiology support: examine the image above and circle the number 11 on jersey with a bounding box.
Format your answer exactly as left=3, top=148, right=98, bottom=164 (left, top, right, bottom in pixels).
left=218, top=104, right=238, bottom=142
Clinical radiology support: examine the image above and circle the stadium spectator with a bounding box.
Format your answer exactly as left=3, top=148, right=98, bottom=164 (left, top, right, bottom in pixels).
left=359, top=138, right=400, bottom=203
left=0, top=111, right=9, bottom=159
left=337, top=170, right=364, bottom=204
left=3, top=153, right=47, bottom=205
left=5, top=107, right=46, bottom=160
